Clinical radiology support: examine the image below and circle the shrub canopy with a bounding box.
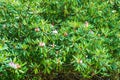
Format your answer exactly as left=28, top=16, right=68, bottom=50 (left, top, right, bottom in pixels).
left=0, top=0, right=120, bottom=80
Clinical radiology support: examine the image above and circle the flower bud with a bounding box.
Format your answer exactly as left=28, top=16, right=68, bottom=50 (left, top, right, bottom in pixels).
left=39, top=42, right=45, bottom=47
left=52, top=30, right=58, bottom=34
left=35, top=28, right=40, bottom=32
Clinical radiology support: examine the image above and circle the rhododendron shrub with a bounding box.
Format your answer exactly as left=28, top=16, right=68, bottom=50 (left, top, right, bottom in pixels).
left=0, top=0, right=120, bottom=80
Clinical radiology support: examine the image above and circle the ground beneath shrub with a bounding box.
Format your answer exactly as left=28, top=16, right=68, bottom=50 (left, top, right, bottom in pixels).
left=41, top=72, right=112, bottom=80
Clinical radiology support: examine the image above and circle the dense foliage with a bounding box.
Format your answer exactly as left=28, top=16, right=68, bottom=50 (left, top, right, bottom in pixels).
left=0, top=0, right=120, bottom=80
